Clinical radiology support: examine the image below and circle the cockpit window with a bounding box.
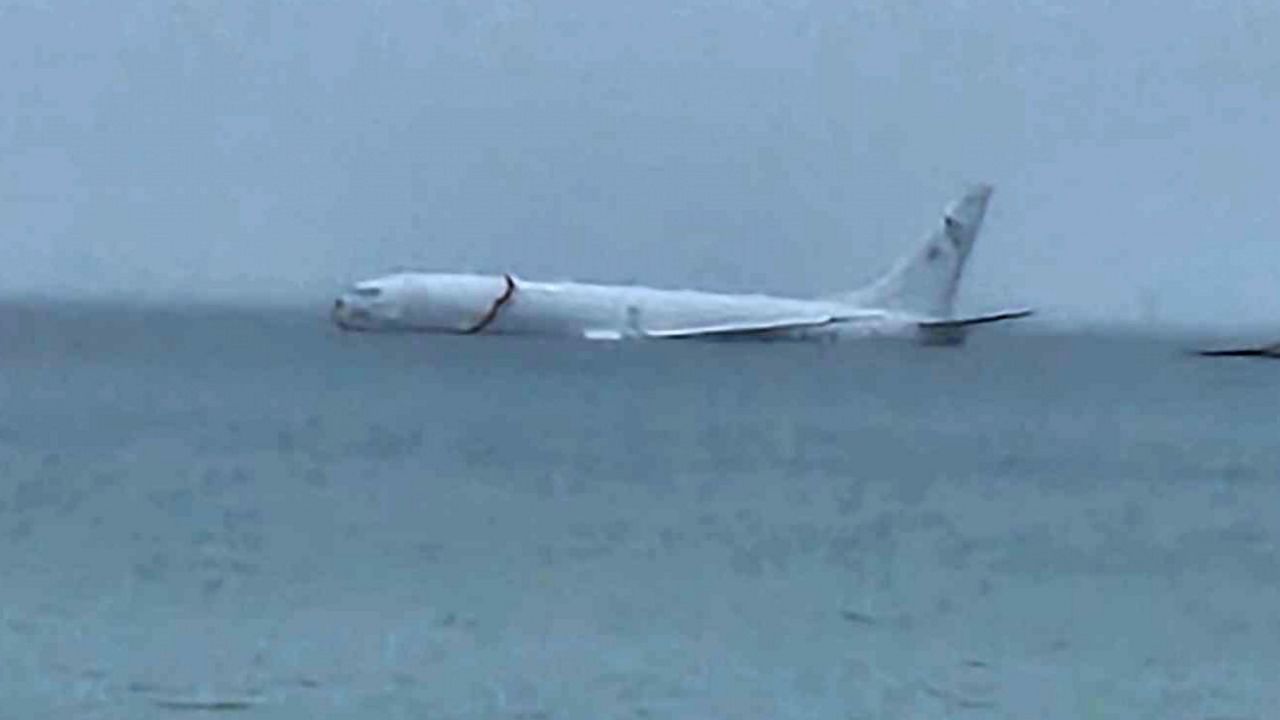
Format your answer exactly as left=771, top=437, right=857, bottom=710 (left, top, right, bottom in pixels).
left=352, top=286, right=382, bottom=298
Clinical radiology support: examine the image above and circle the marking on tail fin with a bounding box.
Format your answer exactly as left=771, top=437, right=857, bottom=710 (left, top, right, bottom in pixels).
left=944, top=216, right=964, bottom=248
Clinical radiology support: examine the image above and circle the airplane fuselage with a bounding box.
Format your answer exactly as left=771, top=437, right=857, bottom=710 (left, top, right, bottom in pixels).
left=331, top=272, right=924, bottom=342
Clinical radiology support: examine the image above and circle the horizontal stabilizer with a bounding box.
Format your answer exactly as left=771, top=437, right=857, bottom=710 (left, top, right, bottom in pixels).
left=916, top=308, right=1035, bottom=330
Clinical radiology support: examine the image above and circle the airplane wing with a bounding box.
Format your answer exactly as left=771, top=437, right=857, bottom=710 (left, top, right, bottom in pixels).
left=584, top=315, right=840, bottom=341
left=644, top=316, right=841, bottom=339
left=916, top=308, right=1035, bottom=330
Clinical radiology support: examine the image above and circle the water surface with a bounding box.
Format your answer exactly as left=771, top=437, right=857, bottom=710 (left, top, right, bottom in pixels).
left=1, top=300, right=1276, bottom=719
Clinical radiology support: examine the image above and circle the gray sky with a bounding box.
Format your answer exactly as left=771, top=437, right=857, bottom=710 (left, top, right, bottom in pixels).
left=3, top=0, right=1278, bottom=327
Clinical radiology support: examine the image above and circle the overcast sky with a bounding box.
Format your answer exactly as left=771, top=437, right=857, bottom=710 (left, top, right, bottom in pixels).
left=2, top=0, right=1277, bottom=327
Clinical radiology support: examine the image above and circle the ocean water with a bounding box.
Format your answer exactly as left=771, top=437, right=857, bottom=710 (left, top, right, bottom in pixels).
left=1, top=300, right=1277, bottom=719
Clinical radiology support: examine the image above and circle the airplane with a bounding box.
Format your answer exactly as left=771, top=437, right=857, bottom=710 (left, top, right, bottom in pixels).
left=330, top=183, right=1033, bottom=345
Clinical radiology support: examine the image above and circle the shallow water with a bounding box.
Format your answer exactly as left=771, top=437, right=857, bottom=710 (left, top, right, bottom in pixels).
left=1, top=300, right=1277, bottom=718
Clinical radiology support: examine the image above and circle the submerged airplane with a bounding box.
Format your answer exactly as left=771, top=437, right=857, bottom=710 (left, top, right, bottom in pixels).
left=331, top=183, right=1032, bottom=345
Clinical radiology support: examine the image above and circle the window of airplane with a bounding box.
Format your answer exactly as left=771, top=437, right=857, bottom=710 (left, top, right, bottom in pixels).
left=353, top=286, right=382, bottom=298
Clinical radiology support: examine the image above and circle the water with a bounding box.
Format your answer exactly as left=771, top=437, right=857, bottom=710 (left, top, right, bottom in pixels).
left=1, top=300, right=1277, bottom=719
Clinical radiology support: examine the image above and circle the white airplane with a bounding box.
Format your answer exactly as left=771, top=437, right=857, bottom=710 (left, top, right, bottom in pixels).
left=331, top=183, right=1032, bottom=345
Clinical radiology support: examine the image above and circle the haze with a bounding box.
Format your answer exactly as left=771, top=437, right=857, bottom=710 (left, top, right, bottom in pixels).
left=3, top=0, right=1277, bottom=329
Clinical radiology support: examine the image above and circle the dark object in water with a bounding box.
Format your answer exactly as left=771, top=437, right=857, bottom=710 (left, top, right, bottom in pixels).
left=1194, top=342, right=1280, bottom=359
left=150, top=697, right=258, bottom=712
left=838, top=608, right=878, bottom=625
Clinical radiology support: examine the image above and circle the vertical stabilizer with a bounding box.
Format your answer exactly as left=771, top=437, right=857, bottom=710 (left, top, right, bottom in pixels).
left=835, top=184, right=993, bottom=318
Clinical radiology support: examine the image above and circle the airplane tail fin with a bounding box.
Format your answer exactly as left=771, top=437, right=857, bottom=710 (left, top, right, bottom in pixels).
left=832, top=183, right=994, bottom=318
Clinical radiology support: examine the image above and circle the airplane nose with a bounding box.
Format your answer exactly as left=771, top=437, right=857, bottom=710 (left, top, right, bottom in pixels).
left=331, top=294, right=376, bottom=331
